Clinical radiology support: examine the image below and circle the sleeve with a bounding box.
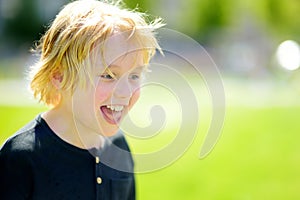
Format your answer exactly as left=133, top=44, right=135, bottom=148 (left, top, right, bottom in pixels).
left=0, top=144, right=33, bottom=200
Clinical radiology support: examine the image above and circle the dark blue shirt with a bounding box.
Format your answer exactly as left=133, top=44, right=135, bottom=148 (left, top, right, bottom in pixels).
left=0, top=115, right=135, bottom=200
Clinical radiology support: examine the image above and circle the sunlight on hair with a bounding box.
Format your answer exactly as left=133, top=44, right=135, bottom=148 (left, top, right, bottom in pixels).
left=276, top=40, right=300, bottom=71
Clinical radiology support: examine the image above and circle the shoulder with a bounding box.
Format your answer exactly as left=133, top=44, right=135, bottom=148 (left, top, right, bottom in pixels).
left=0, top=116, right=44, bottom=179
left=1, top=116, right=40, bottom=155
left=0, top=118, right=38, bottom=199
left=110, top=131, right=131, bottom=152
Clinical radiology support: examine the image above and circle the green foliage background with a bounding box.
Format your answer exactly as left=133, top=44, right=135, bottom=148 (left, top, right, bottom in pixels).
left=2, top=0, right=300, bottom=45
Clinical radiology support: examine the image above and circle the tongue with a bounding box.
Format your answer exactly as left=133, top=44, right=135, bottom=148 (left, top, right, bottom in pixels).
left=101, top=106, right=122, bottom=124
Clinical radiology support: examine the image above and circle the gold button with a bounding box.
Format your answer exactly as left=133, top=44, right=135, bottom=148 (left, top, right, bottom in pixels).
left=95, top=156, right=100, bottom=164
left=97, top=177, right=102, bottom=184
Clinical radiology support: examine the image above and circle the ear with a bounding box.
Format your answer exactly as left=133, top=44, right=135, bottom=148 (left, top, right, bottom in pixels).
left=51, top=72, right=63, bottom=89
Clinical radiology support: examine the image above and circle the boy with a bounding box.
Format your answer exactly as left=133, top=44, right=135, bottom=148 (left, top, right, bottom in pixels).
left=0, top=0, right=163, bottom=199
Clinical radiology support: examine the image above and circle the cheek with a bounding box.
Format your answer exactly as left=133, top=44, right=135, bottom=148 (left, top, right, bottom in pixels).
left=128, top=88, right=140, bottom=110
left=95, top=83, right=113, bottom=103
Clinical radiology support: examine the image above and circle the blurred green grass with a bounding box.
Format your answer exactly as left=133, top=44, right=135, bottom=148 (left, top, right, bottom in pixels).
left=0, top=105, right=46, bottom=142
left=134, top=106, right=300, bottom=200
left=1, top=104, right=299, bottom=200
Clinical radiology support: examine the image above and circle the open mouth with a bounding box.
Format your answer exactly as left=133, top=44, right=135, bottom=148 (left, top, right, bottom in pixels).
left=100, top=105, right=125, bottom=124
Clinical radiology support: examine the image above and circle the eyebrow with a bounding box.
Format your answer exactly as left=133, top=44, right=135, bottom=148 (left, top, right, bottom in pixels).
left=132, top=65, right=148, bottom=72
left=107, top=65, right=147, bottom=72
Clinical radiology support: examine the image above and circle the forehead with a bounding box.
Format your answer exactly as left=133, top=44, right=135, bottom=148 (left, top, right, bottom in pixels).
left=100, top=33, right=147, bottom=66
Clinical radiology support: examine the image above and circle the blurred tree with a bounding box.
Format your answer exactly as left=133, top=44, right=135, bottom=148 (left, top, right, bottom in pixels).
left=266, top=0, right=300, bottom=39
left=2, top=0, right=45, bottom=46
left=1, top=0, right=300, bottom=50
left=251, top=0, right=300, bottom=40
left=123, top=0, right=158, bottom=23
left=176, top=0, right=234, bottom=44
left=123, top=0, right=149, bottom=11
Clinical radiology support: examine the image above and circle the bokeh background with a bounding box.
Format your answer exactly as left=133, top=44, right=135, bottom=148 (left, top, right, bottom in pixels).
left=1, top=0, right=300, bottom=199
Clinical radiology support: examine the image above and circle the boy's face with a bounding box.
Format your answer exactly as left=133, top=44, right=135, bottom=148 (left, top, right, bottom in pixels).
left=71, top=35, right=146, bottom=137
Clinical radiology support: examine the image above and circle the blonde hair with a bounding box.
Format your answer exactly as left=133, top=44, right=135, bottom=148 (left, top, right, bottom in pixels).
left=29, top=0, right=164, bottom=106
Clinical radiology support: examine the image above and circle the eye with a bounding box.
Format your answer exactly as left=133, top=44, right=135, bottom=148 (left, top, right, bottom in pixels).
left=129, top=74, right=140, bottom=81
left=100, top=73, right=115, bottom=80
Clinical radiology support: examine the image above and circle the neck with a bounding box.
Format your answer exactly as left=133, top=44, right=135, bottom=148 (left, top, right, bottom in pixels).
left=42, top=107, right=104, bottom=150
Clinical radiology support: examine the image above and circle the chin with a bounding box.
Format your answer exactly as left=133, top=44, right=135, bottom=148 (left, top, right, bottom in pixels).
left=100, top=126, right=120, bottom=137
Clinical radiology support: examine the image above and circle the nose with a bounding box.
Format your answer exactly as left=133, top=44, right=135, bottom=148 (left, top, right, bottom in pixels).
left=113, top=77, right=132, bottom=99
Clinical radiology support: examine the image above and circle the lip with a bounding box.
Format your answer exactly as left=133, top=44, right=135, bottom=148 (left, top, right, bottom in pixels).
left=100, top=105, right=126, bottom=125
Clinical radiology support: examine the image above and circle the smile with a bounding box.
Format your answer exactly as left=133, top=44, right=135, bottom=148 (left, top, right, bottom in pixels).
left=100, top=105, right=125, bottom=124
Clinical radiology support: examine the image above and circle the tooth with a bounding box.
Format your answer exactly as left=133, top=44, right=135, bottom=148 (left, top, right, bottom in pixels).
left=105, top=105, right=124, bottom=112
left=113, top=106, right=123, bottom=112
left=115, top=106, right=120, bottom=111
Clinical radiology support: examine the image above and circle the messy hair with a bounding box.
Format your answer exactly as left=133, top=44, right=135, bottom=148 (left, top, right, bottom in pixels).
left=29, top=0, right=164, bottom=106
